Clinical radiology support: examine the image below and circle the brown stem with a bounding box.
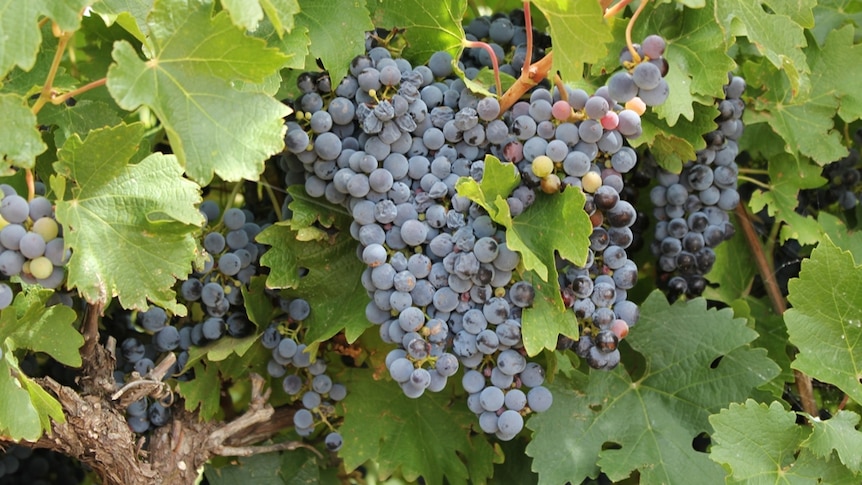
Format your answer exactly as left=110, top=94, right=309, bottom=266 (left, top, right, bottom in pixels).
left=522, top=1, right=534, bottom=72
left=734, top=203, right=817, bottom=416
left=499, top=52, right=554, bottom=114
left=51, top=77, right=108, bottom=105
left=215, top=441, right=323, bottom=459
left=32, top=29, right=73, bottom=115
left=624, top=0, right=649, bottom=63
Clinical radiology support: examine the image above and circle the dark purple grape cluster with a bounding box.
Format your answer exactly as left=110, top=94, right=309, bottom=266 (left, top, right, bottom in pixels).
left=113, top=202, right=269, bottom=433
left=649, top=75, right=746, bottom=298
left=260, top=301, right=347, bottom=452
left=278, top=20, right=674, bottom=437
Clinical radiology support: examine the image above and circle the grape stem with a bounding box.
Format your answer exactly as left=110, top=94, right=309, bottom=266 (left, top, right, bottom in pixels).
left=31, top=26, right=73, bottom=115
left=499, top=52, right=554, bottom=114
left=624, top=0, right=650, bottom=64
left=734, top=203, right=818, bottom=417
left=462, top=40, right=503, bottom=97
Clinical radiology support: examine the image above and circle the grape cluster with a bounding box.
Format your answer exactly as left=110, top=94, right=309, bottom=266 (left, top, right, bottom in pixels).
left=801, top=147, right=861, bottom=211
left=500, top=37, right=669, bottom=369
left=280, top=22, right=672, bottom=434
left=281, top=36, right=561, bottom=439
left=261, top=302, right=347, bottom=452
left=114, top=202, right=266, bottom=433
left=649, top=75, right=745, bottom=298
left=0, top=445, right=86, bottom=485
left=0, top=184, right=69, bottom=309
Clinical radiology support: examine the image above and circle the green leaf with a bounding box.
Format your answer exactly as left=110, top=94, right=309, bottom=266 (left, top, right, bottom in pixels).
left=0, top=93, right=48, bottom=171
left=748, top=153, right=825, bottom=245
left=785, top=236, right=862, bottom=403
left=819, top=212, right=862, bottom=263
left=805, top=410, right=862, bottom=473
left=806, top=25, right=862, bottom=123
left=709, top=400, right=810, bottom=484
left=257, top=223, right=370, bottom=343
left=0, top=0, right=93, bottom=78
left=260, top=0, right=300, bottom=37
left=294, top=0, right=373, bottom=87
left=703, top=213, right=756, bottom=302
left=39, top=99, right=125, bottom=148
left=531, top=0, right=612, bottom=85
left=521, top=269, right=580, bottom=357
left=205, top=450, right=283, bottom=484
left=8, top=288, right=82, bottom=367
left=714, top=0, right=810, bottom=97
left=811, top=0, right=862, bottom=47
left=188, top=334, right=259, bottom=365
left=243, top=275, right=274, bottom=328
left=0, top=358, right=44, bottom=441
left=222, top=0, right=265, bottom=32
left=527, top=291, right=779, bottom=484
left=455, top=155, right=520, bottom=223
left=283, top=185, right=347, bottom=240
left=367, top=0, right=466, bottom=65
left=52, top=123, right=204, bottom=314
left=339, top=372, right=495, bottom=485
left=635, top=104, right=717, bottom=173
left=91, top=0, right=154, bottom=42
left=20, top=373, right=66, bottom=433
left=508, top=189, right=591, bottom=279
left=106, top=0, right=290, bottom=183
left=176, top=360, right=222, bottom=419
left=637, top=2, right=736, bottom=125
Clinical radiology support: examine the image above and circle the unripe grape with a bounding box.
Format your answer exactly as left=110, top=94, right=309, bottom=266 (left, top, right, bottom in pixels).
left=531, top=155, right=554, bottom=178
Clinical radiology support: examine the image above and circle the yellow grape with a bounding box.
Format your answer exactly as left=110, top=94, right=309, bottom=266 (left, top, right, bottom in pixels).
left=531, top=155, right=554, bottom=178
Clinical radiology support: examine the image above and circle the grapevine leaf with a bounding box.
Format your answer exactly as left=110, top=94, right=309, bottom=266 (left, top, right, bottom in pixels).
left=188, top=334, right=258, bottom=365
left=176, top=361, right=222, bottom=419
left=260, top=0, right=300, bottom=37
left=455, top=155, right=520, bottom=223
left=807, top=25, right=862, bottom=122
left=367, top=0, right=466, bottom=65
left=0, top=0, right=92, bottom=78
left=709, top=400, right=810, bottom=483
left=339, top=372, right=495, bottom=485
left=283, top=185, right=348, bottom=240
left=243, top=276, right=274, bottom=328
left=714, top=0, right=810, bottom=96
left=294, top=0, right=373, bottom=87
left=811, top=0, right=862, bottom=47
left=106, top=0, right=291, bottom=184
left=20, top=374, right=66, bottom=432
left=805, top=410, right=862, bottom=473
left=508, top=190, right=591, bottom=277
left=91, top=0, right=154, bottom=42
left=704, top=213, right=756, bottom=302
left=635, top=104, right=717, bottom=173
left=0, top=93, right=48, bottom=171
left=638, top=3, right=735, bottom=123
left=221, top=0, right=265, bottom=32
left=527, top=291, right=779, bottom=484
left=748, top=153, right=824, bottom=245
left=257, top=223, right=370, bottom=343
left=791, top=449, right=861, bottom=484
left=52, top=123, right=205, bottom=314
left=785, top=236, right=862, bottom=403
left=205, top=453, right=284, bottom=484
left=531, top=0, right=612, bottom=85
left=0, top=359, right=43, bottom=441
left=521, top=268, right=580, bottom=357
left=819, top=212, right=862, bottom=263
left=8, top=288, right=82, bottom=367
left=281, top=449, right=323, bottom=485
left=39, top=99, right=125, bottom=148
left=768, top=0, right=816, bottom=28
left=742, top=297, right=794, bottom=393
